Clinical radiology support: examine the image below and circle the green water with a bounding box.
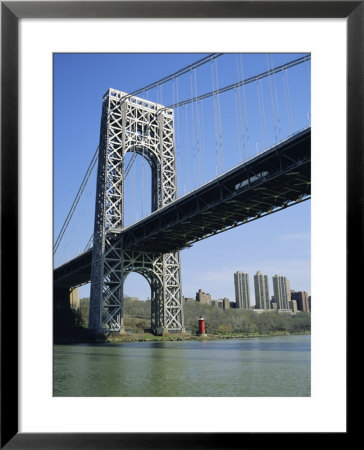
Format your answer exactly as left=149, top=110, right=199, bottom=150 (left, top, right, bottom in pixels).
left=53, top=334, right=310, bottom=397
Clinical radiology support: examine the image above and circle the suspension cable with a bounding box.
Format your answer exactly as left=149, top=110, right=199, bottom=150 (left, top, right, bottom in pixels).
left=84, top=234, right=93, bottom=251
left=121, top=53, right=224, bottom=101
left=58, top=148, right=140, bottom=254
left=54, top=146, right=98, bottom=254
left=163, top=54, right=311, bottom=111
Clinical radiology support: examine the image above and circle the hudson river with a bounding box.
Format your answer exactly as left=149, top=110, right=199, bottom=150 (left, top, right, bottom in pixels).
left=53, top=334, right=310, bottom=397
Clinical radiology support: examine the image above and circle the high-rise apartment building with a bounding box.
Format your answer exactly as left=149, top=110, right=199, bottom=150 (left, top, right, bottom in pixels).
left=222, top=298, right=230, bottom=310
left=70, top=287, right=80, bottom=310
left=289, top=299, right=298, bottom=314
left=272, top=275, right=291, bottom=310
left=291, top=291, right=310, bottom=313
left=234, top=271, right=251, bottom=309
left=254, top=271, right=270, bottom=309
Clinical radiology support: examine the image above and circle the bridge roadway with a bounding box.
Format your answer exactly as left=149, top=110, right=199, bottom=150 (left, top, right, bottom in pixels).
left=54, top=127, right=310, bottom=288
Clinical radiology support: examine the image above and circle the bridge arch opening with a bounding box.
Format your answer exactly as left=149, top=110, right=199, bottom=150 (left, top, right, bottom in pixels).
left=123, top=271, right=152, bottom=333
left=123, top=150, right=154, bottom=227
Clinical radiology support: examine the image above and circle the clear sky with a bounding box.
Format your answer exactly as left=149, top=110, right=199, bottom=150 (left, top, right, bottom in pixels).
left=53, top=53, right=311, bottom=304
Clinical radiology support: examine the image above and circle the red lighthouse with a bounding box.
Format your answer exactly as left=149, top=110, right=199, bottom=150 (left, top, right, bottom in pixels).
left=198, top=316, right=206, bottom=335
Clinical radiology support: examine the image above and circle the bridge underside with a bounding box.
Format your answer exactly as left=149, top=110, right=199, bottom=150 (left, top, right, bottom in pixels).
left=122, top=128, right=310, bottom=253
left=54, top=128, right=310, bottom=289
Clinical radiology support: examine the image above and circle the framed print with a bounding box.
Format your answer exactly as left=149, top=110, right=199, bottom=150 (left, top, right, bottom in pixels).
left=1, top=1, right=359, bottom=448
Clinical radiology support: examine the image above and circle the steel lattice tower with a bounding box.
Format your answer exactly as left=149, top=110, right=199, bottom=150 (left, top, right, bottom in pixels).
left=89, top=88, right=184, bottom=336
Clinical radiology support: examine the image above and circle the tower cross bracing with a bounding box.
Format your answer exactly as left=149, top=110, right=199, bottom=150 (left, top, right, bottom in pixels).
left=89, top=88, right=184, bottom=335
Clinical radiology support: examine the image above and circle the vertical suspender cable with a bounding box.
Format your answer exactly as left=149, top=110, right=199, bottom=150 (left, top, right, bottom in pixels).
left=193, top=69, right=199, bottom=186
left=260, top=78, right=267, bottom=149
left=211, top=58, right=224, bottom=176
left=271, top=54, right=282, bottom=142
left=176, top=76, right=183, bottom=197
left=285, top=68, right=294, bottom=132
left=199, top=93, right=207, bottom=183
left=132, top=152, right=136, bottom=224
left=282, top=68, right=294, bottom=134
left=239, top=54, right=251, bottom=157
left=267, top=54, right=278, bottom=144
left=159, top=82, right=163, bottom=106
left=233, top=88, right=242, bottom=164
left=215, top=58, right=224, bottom=173
left=304, top=58, right=311, bottom=126
left=141, top=148, right=145, bottom=219
left=235, top=55, right=244, bottom=162
left=194, top=69, right=202, bottom=187
left=172, top=75, right=178, bottom=198
left=184, top=103, right=189, bottom=193
left=189, top=69, right=196, bottom=187
left=211, top=59, right=219, bottom=176
left=256, top=80, right=264, bottom=153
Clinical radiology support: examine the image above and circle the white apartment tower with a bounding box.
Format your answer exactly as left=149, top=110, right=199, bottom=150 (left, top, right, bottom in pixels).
left=272, top=274, right=291, bottom=310
left=254, top=271, right=270, bottom=309
left=234, top=271, right=251, bottom=309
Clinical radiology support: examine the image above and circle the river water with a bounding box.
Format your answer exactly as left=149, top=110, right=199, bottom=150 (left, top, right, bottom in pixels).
left=53, top=334, right=310, bottom=397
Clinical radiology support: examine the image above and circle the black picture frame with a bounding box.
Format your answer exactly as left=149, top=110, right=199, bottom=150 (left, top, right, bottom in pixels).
left=1, top=1, right=358, bottom=448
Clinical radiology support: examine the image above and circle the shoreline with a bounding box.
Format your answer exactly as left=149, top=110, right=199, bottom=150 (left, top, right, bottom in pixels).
left=54, top=330, right=310, bottom=345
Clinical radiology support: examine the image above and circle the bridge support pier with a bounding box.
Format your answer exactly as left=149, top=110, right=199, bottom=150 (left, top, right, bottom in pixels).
left=89, top=246, right=185, bottom=336
left=53, top=286, right=80, bottom=338
left=54, top=286, right=71, bottom=310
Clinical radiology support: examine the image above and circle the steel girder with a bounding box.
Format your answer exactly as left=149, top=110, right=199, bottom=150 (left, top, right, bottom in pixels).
left=89, top=89, right=184, bottom=335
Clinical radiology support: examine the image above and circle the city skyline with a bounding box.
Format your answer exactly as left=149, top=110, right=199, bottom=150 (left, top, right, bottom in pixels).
left=123, top=267, right=310, bottom=307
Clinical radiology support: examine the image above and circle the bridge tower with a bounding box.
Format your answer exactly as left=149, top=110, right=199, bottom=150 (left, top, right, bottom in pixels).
left=89, top=88, right=184, bottom=336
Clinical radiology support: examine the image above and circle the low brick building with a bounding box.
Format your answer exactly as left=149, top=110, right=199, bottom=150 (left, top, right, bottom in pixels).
left=196, top=289, right=211, bottom=305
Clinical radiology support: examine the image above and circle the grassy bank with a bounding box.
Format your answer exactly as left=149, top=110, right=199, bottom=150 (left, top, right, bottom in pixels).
left=106, top=330, right=311, bottom=343
left=54, top=330, right=311, bottom=345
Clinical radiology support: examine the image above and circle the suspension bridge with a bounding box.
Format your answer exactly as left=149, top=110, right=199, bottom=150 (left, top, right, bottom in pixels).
left=53, top=53, right=311, bottom=336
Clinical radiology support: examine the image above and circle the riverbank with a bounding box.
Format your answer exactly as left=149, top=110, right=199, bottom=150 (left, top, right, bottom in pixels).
left=106, top=330, right=310, bottom=343
left=54, top=329, right=310, bottom=345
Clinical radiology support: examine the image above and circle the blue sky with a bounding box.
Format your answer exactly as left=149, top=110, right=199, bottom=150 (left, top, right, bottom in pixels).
left=54, top=53, right=311, bottom=304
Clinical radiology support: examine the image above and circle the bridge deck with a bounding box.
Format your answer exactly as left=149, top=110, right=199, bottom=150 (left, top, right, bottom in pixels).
left=54, top=128, right=310, bottom=288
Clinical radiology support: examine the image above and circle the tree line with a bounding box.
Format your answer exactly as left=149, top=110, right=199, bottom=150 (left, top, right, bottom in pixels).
left=77, top=297, right=311, bottom=335
left=184, top=301, right=310, bottom=334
